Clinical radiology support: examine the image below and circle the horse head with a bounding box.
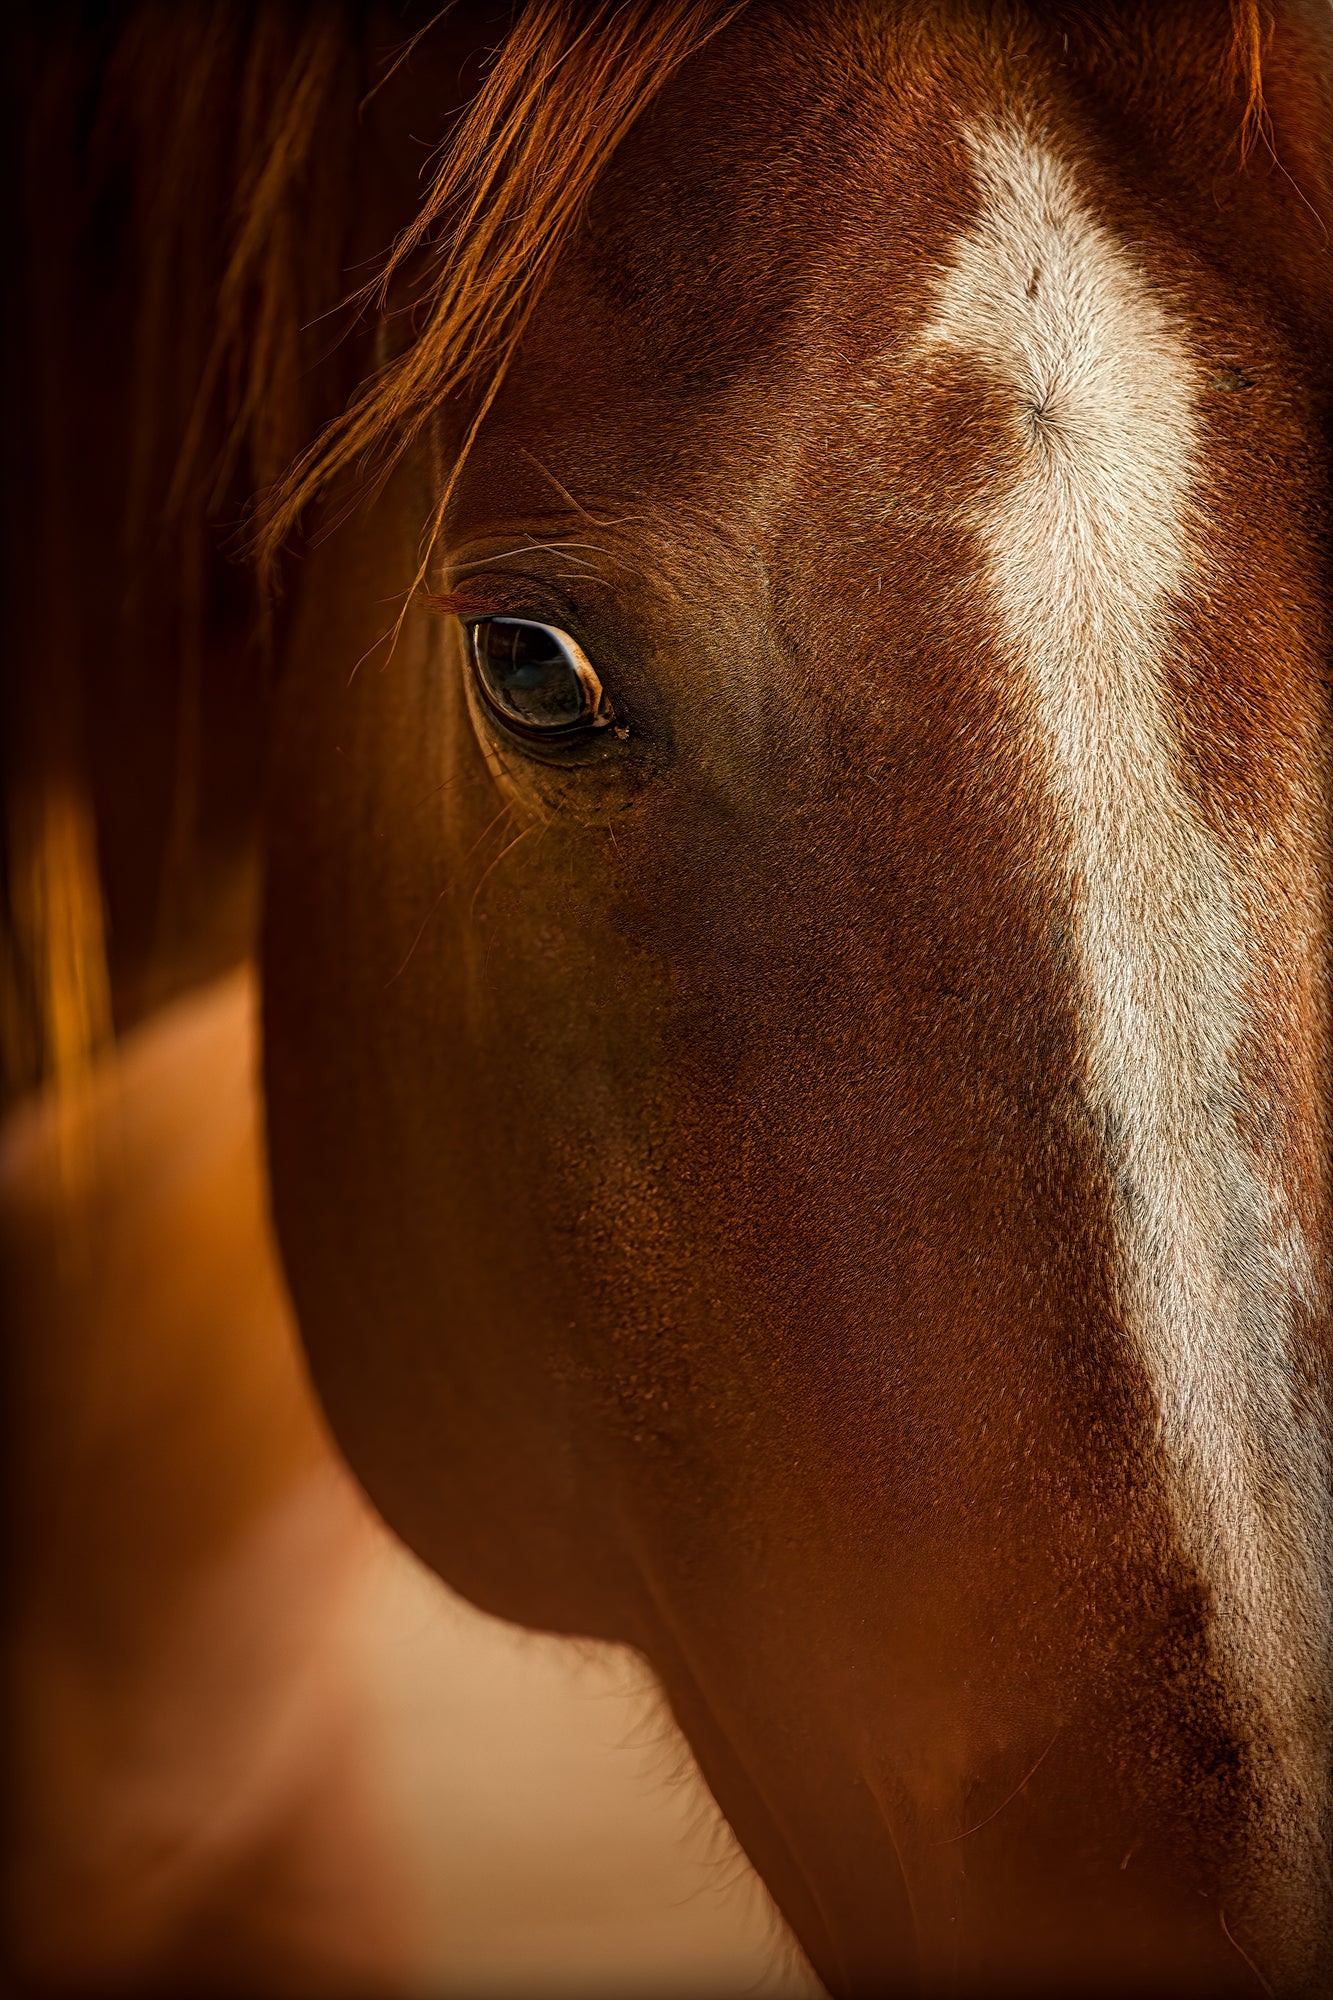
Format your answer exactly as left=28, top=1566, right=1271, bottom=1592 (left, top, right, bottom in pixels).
left=261, top=4, right=1333, bottom=1991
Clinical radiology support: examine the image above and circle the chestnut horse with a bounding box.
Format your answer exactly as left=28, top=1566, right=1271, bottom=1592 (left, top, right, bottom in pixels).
left=5, top=2, right=1331, bottom=1994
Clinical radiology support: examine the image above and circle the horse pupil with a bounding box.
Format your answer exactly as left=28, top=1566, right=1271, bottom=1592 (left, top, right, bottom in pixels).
left=473, top=620, right=586, bottom=730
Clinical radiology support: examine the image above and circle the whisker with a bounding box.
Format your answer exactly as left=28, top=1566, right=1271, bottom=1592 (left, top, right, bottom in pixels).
left=384, top=883, right=450, bottom=988
left=1219, top=1910, right=1276, bottom=1999
left=469, top=822, right=538, bottom=924
left=516, top=448, right=646, bottom=529
left=931, top=1732, right=1060, bottom=1845
left=461, top=801, right=517, bottom=868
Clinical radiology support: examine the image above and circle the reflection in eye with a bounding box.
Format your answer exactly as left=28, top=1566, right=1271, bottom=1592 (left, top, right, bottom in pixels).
left=467, top=618, right=610, bottom=735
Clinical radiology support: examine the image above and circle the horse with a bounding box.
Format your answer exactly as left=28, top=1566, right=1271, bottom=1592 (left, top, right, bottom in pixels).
left=5, top=2, right=1331, bottom=1994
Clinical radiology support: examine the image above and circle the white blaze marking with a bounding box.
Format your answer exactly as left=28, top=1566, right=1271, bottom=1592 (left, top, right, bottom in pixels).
left=918, top=123, right=1329, bottom=1864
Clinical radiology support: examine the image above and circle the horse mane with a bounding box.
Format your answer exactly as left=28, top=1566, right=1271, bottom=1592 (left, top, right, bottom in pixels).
left=0, top=0, right=1276, bottom=1115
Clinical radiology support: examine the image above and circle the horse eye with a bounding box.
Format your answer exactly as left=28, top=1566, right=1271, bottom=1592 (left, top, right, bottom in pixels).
left=467, top=618, right=609, bottom=736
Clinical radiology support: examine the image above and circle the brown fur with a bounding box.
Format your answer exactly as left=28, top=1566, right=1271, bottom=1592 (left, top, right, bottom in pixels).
left=5, top=4, right=1333, bottom=1996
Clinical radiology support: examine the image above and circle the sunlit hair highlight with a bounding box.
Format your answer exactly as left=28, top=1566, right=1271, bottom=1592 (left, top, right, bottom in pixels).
left=254, top=0, right=748, bottom=574
left=1229, top=0, right=1273, bottom=163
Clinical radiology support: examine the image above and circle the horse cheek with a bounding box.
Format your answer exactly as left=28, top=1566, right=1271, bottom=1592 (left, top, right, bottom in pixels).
left=263, top=482, right=634, bottom=1636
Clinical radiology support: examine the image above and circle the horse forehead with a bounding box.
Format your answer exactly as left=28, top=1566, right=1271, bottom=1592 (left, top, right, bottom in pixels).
left=561, top=4, right=1178, bottom=394
left=556, top=14, right=975, bottom=416
left=540, top=88, right=1210, bottom=552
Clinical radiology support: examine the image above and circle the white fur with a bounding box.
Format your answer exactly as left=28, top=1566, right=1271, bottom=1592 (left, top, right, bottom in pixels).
left=918, top=122, right=1330, bottom=1870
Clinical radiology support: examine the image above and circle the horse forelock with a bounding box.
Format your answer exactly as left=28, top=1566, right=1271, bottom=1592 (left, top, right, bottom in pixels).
left=918, top=110, right=1332, bottom=1876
